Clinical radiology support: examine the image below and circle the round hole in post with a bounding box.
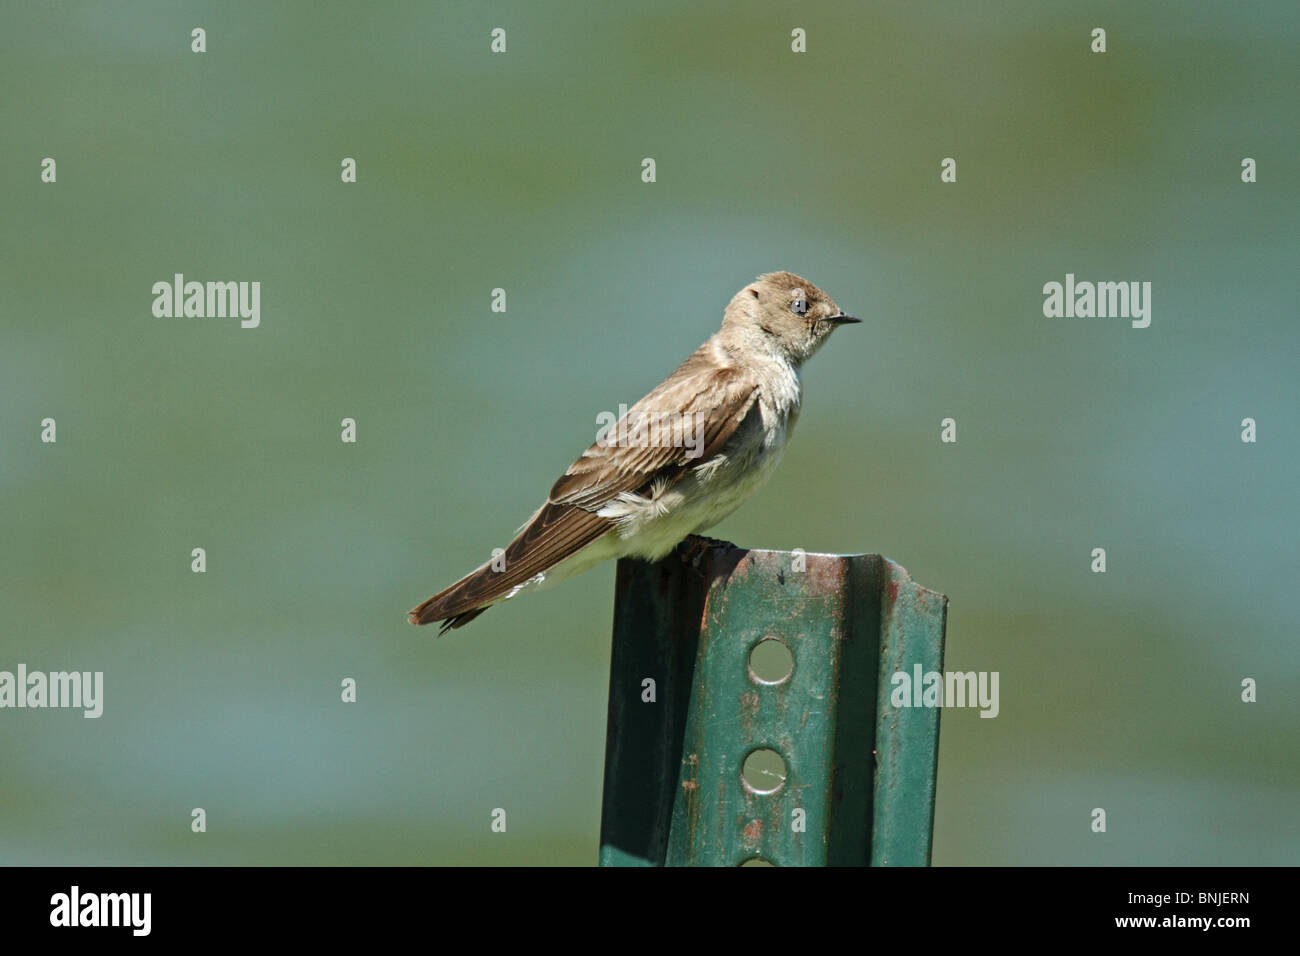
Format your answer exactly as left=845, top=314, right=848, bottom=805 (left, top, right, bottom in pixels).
left=739, top=857, right=775, bottom=867
left=748, top=637, right=794, bottom=684
left=741, top=747, right=787, bottom=794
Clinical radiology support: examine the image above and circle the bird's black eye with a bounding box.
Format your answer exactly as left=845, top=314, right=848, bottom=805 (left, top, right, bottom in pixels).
left=791, top=298, right=808, bottom=315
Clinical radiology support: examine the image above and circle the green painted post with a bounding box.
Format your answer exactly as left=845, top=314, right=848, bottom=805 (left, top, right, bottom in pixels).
left=598, top=541, right=947, bottom=867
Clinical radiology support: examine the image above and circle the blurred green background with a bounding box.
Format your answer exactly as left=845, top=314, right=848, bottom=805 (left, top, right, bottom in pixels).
left=2, top=1, right=1296, bottom=865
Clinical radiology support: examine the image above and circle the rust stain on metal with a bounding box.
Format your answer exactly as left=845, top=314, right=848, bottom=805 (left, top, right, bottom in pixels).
left=740, top=690, right=759, bottom=722
left=743, top=819, right=762, bottom=842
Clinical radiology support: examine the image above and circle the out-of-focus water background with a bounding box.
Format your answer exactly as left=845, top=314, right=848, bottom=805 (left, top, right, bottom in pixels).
left=2, top=1, right=1296, bottom=864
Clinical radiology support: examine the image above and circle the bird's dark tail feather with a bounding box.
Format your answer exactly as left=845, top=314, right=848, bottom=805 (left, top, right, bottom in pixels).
left=408, top=584, right=491, bottom=634
left=408, top=554, right=505, bottom=634
left=434, top=607, right=488, bottom=635
left=409, top=500, right=611, bottom=634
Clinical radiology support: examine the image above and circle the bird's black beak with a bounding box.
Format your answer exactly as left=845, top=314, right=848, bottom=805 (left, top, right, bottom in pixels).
left=830, top=311, right=862, bottom=324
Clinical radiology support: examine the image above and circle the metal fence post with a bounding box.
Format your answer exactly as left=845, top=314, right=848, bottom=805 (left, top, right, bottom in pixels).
left=599, top=541, right=947, bottom=866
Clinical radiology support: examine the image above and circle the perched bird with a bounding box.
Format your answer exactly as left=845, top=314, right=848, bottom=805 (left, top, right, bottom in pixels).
left=409, top=271, right=860, bottom=632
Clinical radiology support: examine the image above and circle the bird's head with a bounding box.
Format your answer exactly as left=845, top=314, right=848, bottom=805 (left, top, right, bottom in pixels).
left=723, top=271, right=860, bottom=364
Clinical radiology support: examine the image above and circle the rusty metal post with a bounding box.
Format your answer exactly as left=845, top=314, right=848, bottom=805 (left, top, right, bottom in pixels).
left=598, top=542, right=947, bottom=866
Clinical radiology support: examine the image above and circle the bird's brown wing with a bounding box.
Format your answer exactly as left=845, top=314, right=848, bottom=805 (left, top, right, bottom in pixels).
left=409, top=346, right=762, bottom=632
left=550, top=348, right=762, bottom=506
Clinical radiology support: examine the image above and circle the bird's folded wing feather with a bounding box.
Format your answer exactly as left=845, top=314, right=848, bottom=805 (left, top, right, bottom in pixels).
left=410, top=347, right=761, bottom=626
left=549, top=349, right=761, bottom=507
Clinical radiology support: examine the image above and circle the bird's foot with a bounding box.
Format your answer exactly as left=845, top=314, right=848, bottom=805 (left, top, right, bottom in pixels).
left=678, top=533, right=736, bottom=572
